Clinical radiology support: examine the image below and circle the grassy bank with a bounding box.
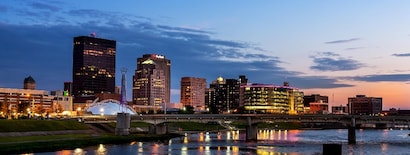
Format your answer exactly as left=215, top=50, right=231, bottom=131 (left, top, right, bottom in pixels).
left=0, top=119, right=89, bottom=132
left=0, top=119, right=181, bottom=154
left=0, top=133, right=181, bottom=154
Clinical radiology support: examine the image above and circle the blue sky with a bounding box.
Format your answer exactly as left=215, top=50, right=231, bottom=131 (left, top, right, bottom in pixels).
left=1, top=0, right=410, bottom=109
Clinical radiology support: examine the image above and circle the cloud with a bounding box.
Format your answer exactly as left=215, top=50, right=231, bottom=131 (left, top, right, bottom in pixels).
left=157, top=25, right=212, bottom=35
left=347, top=74, right=410, bottom=82
left=345, top=47, right=364, bottom=50
left=0, top=3, right=359, bottom=102
left=0, top=6, right=290, bottom=101
left=325, top=38, right=360, bottom=44
left=29, top=2, right=60, bottom=12
left=67, top=9, right=113, bottom=18
left=287, top=76, right=354, bottom=89
left=310, top=52, right=363, bottom=71
left=392, top=53, right=410, bottom=57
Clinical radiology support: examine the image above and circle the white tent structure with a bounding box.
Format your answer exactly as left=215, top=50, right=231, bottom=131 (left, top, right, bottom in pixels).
left=85, top=99, right=137, bottom=115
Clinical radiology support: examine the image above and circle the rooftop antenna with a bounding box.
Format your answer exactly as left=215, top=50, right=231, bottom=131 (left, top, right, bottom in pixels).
left=120, top=68, right=127, bottom=113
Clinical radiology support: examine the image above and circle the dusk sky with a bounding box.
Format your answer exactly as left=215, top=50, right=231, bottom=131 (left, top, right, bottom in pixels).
left=1, top=1, right=410, bottom=109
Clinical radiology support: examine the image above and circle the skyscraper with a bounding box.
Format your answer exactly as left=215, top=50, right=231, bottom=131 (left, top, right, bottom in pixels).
left=206, top=76, right=241, bottom=114
left=72, top=35, right=116, bottom=97
left=132, top=54, right=171, bottom=108
left=180, top=77, right=207, bottom=111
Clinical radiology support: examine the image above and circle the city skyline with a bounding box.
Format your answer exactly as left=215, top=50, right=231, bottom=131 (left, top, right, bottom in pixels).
left=0, top=1, right=410, bottom=109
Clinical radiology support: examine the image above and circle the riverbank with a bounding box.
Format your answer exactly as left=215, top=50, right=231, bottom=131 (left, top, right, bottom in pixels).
left=0, top=119, right=182, bottom=154
left=0, top=133, right=182, bottom=154
left=0, top=119, right=312, bottom=154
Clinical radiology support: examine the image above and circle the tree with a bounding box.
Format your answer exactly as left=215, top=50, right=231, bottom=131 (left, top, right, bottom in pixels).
left=178, top=105, right=195, bottom=114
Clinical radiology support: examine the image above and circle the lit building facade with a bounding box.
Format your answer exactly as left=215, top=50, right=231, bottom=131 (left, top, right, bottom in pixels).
left=332, top=105, right=348, bottom=114
left=180, top=77, right=207, bottom=111
left=309, top=102, right=329, bottom=114
left=303, top=94, right=328, bottom=113
left=347, top=95, right=382, bottom=115
left=50, top=90, right=73, bottom=112
left=239, top=82, right=304, bottom=114
left=132, top=54, right=171, bottom=111
left=0, top=88, right=53, bottom=118
left=72, top=35, right=116, bottom=97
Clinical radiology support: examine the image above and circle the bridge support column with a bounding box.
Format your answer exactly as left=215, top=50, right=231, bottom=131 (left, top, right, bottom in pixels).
left=323, top=144, right=342, bottom=155
left=348, top=117, right=356, bottom=144
left=115, top=112, right=131, bottom=136
left=246, top=124, right=258, bottom=142
left=149, top=124, right=168, bottom=135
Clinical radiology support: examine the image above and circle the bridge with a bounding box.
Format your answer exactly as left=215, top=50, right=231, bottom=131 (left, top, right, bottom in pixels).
left=81, top=114, right=410, bottom=144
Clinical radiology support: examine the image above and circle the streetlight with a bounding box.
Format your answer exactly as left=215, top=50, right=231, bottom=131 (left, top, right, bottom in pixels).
left=77, top=107, right=82, bottom=116
left=248, top=96, right=251, bottom=114
left=100, top=108, right=104, bottom=116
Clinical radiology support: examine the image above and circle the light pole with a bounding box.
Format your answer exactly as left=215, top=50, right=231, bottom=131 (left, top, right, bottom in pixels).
left=100, top=108, right=104, bottom=116
left=248, top=96, right=251, bottom=114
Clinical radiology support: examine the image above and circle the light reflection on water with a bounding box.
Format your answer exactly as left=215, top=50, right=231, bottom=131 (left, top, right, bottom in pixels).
left=34, top=129, right=410, bottom=155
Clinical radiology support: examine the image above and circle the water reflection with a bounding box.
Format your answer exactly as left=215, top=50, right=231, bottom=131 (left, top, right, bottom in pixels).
left=40, top=129, right=410, bottom=155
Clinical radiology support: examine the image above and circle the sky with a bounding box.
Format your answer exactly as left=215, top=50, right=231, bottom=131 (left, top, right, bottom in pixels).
left=1, top=0, right=410, bottom=110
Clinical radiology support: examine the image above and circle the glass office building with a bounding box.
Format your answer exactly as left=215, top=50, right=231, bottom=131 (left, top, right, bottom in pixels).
left=72, top=35, right=116, bottom=97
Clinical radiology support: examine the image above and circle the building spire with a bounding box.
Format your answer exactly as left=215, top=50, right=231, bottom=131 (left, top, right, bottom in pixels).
left=120, top=68, right=127, bottom=110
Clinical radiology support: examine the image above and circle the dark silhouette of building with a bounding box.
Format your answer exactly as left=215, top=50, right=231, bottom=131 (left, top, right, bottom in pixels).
left=132, top=54, right=171, bottom=107
left=238, top=75, right=248, bottom=85
left=72, top=35, right=116, bottom=98
left=303, top=94, right=328, bottom=107
left=180, top=77, right=207, bottom=112
left=63, top=82, right=72, bottom=96
left=23, top=76, right=36, bottom=90
left=206, top=76, right=241, bottom=114
left=347, top=95, right=382, bottom=115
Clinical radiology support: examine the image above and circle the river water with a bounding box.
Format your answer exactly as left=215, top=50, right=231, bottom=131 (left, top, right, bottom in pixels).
left=34, top=129, right=410, bottom=155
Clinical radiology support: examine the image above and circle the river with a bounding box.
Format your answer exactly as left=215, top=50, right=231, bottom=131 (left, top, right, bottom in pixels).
left=33, top=129, right=410, bottom=155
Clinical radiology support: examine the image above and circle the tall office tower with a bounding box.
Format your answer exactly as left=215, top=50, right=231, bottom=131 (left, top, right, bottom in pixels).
left=132, top=54, right=171, bottom=108
left=206, top=76, right=241, bottom=114
left=23, top=76, right=36, bottom=90
left=180, top=77, right=207, bottom=111
left=72, top=35, right=116, bottom=97
left=347, top=95, right=382, bottom=115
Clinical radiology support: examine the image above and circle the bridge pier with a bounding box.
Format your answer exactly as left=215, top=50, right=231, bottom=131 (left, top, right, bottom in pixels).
left=246, top=116, right=258, bottom=142
left=348, top=117, right=356, bottom=144
left=149, top=124, right=168, bottom=135
left=115, top=112, right=131, bottom=136
left=246, top=125, right=258, bottom=142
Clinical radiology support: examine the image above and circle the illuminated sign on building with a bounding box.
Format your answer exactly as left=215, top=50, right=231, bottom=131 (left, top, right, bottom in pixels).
left=151, top=54, right=165, bottom=59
